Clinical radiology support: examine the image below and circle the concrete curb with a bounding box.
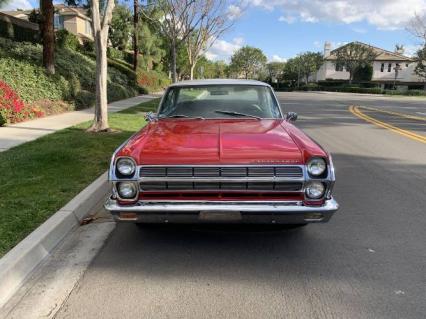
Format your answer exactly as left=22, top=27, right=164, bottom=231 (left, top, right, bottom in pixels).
left=0, top=171, right=109, bottom=308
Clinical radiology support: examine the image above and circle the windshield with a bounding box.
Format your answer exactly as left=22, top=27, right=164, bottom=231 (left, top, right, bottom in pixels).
left=158, top=85, right=282, bottom=119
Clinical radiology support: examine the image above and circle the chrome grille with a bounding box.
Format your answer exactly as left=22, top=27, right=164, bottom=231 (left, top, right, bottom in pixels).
left=140, top=166, right=303, bottom=178
left=139, top=166, right=304, bottom=192
left=140, top=181, right=303, bottom=191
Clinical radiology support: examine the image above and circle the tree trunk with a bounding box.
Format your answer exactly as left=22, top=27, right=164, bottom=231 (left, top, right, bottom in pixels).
left=133, top=0, right=139, bottom=71
left=41, top=0, right=55, bottom=74
left=89, top=0, right=115, bottom=132
left=171, top=43, right=177, bottom=83
left=90, top=30, right=109, bottom=131
left=190, top=63, right=195, bottom=80
left=349, top=72, right=353, bottom=84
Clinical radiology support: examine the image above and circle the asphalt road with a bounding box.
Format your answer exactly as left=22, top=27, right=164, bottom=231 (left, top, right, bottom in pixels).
left=56, top=92, right=426, bottom=319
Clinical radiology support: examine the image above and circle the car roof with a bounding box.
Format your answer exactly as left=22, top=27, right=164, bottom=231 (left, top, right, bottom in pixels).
left=168, top=79, right=271, bottom=88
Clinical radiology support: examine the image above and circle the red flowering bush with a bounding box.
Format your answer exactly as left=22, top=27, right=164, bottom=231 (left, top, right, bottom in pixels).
left=0, top=81, right=44, bottom=125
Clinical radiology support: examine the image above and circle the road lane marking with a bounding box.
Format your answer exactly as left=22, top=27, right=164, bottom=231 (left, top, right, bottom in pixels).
left=359, top=106, right=426, bottom=121
left=349, top=106, right=426, bottom=144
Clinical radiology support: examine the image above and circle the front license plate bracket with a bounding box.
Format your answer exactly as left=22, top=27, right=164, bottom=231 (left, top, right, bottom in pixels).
left=198, top=210, right=242, bottom=222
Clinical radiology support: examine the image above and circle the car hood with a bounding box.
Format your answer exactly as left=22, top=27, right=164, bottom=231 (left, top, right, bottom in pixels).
left=120, top=119, right=306, bottom=165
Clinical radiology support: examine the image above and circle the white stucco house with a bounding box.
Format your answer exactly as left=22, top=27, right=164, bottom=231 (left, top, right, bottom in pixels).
left=316, top=42, right=424, bottom=89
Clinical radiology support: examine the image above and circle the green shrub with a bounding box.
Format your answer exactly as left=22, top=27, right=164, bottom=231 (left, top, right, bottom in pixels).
left=0, top=57, right=68, bottom=102
left=107, top=47, right=125, bottom=60
left=80, top=39, right=94, bottom=53
left=56, top=29, right=80, bottom=50
left=0, top=112, right=5, bottom=126
left=69, top=74, right=82, bottom=98
left=75, top=90, right=95, bottom=109
left=0, top=36, right=140, bottom=112
left=353, top=64, right=373, bottom=82
left=137, top=69, right=170, bottom=93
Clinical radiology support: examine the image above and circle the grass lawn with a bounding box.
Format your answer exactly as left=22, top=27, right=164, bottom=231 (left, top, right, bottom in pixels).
left=0, top=98, right=160, bottom=257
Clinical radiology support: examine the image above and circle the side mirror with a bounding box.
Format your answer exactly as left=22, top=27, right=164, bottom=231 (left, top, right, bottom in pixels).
left=286, top=112, right=298, bottom=122
left=145, top=112, right=157, bottom=122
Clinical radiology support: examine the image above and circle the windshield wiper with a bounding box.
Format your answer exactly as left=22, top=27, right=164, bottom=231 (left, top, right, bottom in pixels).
left=159, top=114, right=205, bottom=120
left=214, top=110, right=261, bottom=120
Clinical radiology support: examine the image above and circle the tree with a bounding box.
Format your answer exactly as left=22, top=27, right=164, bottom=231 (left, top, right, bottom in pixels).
left=109, top=5, right=132, bottom=50
left=414, top=46, right=426, bottom=88
left=334, top=42, right=377, bottom=84
left=138, top=4, right=167, bottom=71
left=230, top=46, right=267, bottom=79
left=282, top=57, right=301, bottom=86
left=89, top=0, right=115, bottom=131
left=185, top=0, right=235, bottom=80
left=266, top=62, right=285, bottom=83
left=298, top=52, right=323, bottom=83
left=407, top=13, right=426, bottom=45
left=40, top=0, right=55, bottom=74
left=144, top=0, right=203, bottom=83
left=133, top=0, right=139, bottom=70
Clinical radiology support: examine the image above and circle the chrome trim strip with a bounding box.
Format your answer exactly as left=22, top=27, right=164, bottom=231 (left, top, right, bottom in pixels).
left=138, top=177, right=304, bottom=182
left=105, top=198, right=339, bottom=213
left=136, top=164, right=304, bottom=167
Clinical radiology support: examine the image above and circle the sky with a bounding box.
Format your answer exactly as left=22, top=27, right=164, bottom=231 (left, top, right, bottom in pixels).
left=3, top=0, right=425, bottom=62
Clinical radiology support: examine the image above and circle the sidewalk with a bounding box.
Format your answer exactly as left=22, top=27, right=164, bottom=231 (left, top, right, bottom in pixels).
left=0, top=94, right=160, bottom=152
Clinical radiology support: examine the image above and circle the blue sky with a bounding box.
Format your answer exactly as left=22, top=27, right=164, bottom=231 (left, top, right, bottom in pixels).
left=4, top=0, right=425, bottom=62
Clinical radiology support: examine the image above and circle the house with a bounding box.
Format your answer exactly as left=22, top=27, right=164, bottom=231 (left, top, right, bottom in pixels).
left=1, top=4, right=93, bottom=42
left=316, top=41, right=423, bottom=90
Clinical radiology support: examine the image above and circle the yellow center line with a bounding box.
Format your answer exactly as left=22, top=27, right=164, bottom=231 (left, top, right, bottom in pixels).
left=349, top=105, right=426, bottom=144
left=358, top=106, right=426, bottom=121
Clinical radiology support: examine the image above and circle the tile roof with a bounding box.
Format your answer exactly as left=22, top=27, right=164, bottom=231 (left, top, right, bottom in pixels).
left=326, top=41, right=414, bottom=62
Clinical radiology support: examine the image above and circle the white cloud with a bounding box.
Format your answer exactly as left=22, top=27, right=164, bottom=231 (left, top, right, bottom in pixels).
left=278, top=15, right=296, bottom=24
left=352, top=27, right=367, bottom=34
left=228, top=4, right=243, bottom=20
left=205, top=38, right=244, bottom=61
left=404, top=44, right=422, bottom=57
left=270, top=54, right=287, bottom=62
left=247, top=0, right=426, bottom=30
left=1, top=0, right=33, bottom=10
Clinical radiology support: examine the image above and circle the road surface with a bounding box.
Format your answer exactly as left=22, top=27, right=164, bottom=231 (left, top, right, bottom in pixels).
left=53, top=92, right=426, bottom=319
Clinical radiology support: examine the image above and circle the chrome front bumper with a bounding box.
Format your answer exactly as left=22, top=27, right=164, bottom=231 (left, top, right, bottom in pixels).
left=104, top=197, right=339, bottom=224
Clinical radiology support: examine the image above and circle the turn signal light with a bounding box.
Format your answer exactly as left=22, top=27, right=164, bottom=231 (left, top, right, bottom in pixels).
left=119, top=212, right=137, bottom=221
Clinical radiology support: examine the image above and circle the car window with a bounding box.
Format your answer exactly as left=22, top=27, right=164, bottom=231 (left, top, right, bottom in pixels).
left=159, top=85, right=281, bottom=119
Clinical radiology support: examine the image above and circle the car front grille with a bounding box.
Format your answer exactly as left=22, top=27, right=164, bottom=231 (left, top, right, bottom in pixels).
left=140, top=181, right=303, bottom=192
left=140, top=166, right=303, bottom=178
left=139, top=166, right=304, bottom=192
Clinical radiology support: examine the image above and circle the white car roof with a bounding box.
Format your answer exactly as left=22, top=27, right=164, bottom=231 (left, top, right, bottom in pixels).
left=168, top=79, right=271, bottom=88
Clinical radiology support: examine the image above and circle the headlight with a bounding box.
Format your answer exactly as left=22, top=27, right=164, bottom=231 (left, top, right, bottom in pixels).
left=305, top=181, right=325, bottom=199
left=307, top=158, right=326, bottom=176
left=116, top=158, right=136, bottom=176
left=117, top=182, right=138, bottom=199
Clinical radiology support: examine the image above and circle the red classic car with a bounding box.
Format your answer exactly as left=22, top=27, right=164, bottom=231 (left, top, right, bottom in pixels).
left=104, top=80, right=338, bottom=226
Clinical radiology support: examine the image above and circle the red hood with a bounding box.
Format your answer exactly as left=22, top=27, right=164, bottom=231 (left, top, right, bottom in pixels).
left=117, top=119, right=326, bottom=165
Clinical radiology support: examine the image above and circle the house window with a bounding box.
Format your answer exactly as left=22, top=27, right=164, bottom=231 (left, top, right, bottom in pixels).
left=335, top=63, right=344, bottom=72
left=85, top=20, right=92, bottom=36
left=387, top=63, right=392, bottom=72
left=54, top=14, right=64, bottom=30
left=380, top=63, right=384, bottom=72
left=406, top=63, right=409, bottom=67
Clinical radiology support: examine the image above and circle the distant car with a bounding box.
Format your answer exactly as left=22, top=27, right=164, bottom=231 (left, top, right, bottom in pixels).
left=105, top=79, right=338, bottom=226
